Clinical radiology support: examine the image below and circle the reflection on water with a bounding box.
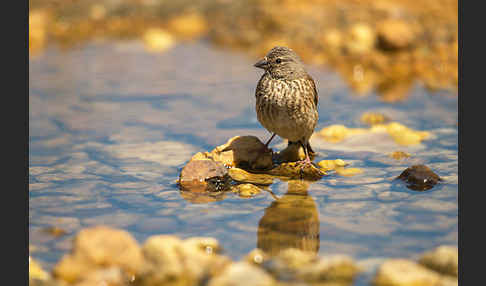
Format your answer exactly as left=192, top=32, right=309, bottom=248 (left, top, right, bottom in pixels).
left=29, top=40, right=458, bottom=277
left=258, top=180, right=320, bottom=256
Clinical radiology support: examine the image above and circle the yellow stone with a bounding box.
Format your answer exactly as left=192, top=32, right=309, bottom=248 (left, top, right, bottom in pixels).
left=235, top=184, right=262, bottom=198
left=335, top=167, right=363, bottom=177
left=29, top=257, right=50, bottom=281
left=389, top=151, right=411, bottom=160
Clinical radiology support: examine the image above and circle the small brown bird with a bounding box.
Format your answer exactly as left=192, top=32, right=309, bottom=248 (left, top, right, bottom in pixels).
left=254, top=46, right=319, bottom=167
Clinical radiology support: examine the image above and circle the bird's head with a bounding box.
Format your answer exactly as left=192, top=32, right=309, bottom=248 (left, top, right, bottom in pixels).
left=254, top=46, right=307, bottom=79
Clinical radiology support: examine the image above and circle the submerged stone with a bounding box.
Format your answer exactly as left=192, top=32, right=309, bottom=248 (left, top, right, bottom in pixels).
left=396, top=164, right=442, bottom=191
left=228, top=168, right=274, bottom=185
left=267, top=162, right=325, bottom=181
left=233, top=183, right=262, bottom=198
left=389, top=151, right=411, bottom=160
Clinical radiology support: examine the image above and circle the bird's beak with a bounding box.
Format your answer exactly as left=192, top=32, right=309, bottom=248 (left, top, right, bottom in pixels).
left=254, top=57, right=269, bottom=69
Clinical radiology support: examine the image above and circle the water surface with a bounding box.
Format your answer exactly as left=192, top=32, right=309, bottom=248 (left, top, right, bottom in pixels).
left=29, top=40, right=458, bottom=282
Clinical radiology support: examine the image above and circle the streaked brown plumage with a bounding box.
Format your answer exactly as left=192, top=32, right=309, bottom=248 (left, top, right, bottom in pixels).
left=254, top=46, right=319, bottom=165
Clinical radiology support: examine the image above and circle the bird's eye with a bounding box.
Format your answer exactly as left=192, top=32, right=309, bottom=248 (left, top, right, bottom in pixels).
left=275, top=58, right=282, bottom=64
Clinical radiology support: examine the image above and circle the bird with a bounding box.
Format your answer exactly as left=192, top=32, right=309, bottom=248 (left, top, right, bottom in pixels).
left=254, top=46, right=319, bottom=167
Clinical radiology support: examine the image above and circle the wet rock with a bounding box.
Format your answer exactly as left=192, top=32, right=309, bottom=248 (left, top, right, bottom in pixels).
left=53, top=226, right=144, bottom=284
left=234, top=183, right=262, bottom=198
left=418, top=245, right=458, bottom=277
left=142, top=28, right=175, bottom=53
left=316, top=122, right=430, bottom=146
left=377, top=19, right=416, bottom=50
left=335, top=167, right=364, bottom=177
left=389, top=151, right=411, bottom=160
left=228, top=168, right=274, bottom=185
left=298, top=255, right=360, bottom=284
left=208, top=262, right=276, bottom=286
left=317, top=125, right=368, bottom=143
left=373, top=259, right=442, bottom=286
left=318, top=159, right=348, bottom=171
left=380, top=122, right=430, bottom=146
left=179, top=159, right=230, bottom=193
left=138, top=235, right=231, bottom=286
left=396, top=164, right=442, bottom=191
left=267, top=162, right=325, bottom=181
left=206, top=136, right=273, bottom=170
left=29, top=256, right=50, bottom=282
left=277, top=142, right=306, bottom=162
left=361, top=112, right=390, bottom=126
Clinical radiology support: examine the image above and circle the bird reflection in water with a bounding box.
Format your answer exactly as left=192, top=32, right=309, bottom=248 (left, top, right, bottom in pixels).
left=257, top=180, right=320, bottom=256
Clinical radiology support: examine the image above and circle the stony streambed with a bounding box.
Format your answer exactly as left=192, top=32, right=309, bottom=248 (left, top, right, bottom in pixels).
left=30, top=225, right=458, bottom=286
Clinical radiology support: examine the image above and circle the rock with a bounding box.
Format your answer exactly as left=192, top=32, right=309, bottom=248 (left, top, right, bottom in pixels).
left=277, top=142, right=306, bottom=162
left=377, top=19, right=416, bottom=50
left=207, top=136, right=273, bottom=170
left=396, top=165, right=442, bottom=191
left=418, top=245, right=458, bottom=277
left=143, top=28, right=175, bottom=53
left=234, top=183, right=262, bottom=198
left=345, top=23, right=376, bottom=55
left=179, top=159, right=230, bottom=193
left=317, top=125, right=368, bottom=143
left=380, top=122, right=430, bottom=146
left=267, top=162, right=325, bottom=181
left=389, top=151, right=411, bottom=160
left=138, top=235, right=231, bottom=286
left=318, top=159, right=348, bottom=171
left=208, top=262, right=276, bottom=286
left=228, top=168, right=274, bottom=185
left=335, top=167, right=364, bottom=177
left=316, top=122, right=430, bottom=146
left=298, top=255, right=360, bottom=284
left=29, top=256, right=50, bottom=281
left=73, top=267, right=127, bottom=286
left=373, top=259, right=441, bottom=286
left=53, top=226, right=143, bottom=284
left=361, top=112, right=390, bottom=126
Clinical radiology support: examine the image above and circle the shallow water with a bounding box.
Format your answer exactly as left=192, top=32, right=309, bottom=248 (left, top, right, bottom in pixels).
left=29, top=40, right=458, bottom=283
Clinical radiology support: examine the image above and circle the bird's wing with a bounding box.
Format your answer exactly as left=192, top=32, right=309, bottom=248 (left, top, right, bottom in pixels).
left=306, top=74, right=318, bottom=106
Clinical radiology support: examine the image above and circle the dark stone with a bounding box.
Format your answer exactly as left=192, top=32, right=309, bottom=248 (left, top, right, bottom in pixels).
left=396, top=164, right=442, bottom=191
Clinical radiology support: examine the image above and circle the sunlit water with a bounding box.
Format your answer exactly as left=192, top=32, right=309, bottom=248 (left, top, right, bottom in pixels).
left=29, top=40, right=458, bottom=284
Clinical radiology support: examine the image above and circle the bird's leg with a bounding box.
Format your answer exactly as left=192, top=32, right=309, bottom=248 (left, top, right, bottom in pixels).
left=298, top=141, right=313, bottom=166
left=259, top=132, right=276, bottom=154
left=264, top=133, right=276, bottom=149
